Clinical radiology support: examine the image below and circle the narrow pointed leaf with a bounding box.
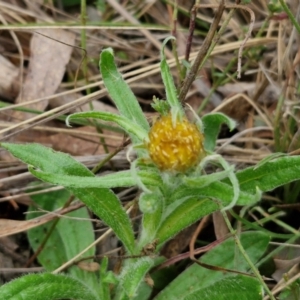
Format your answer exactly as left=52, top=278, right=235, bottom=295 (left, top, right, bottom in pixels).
left=28, top=167, right=162, bottom=189
left=100, top=48, right=149, bottom=133
left=160, top=37, right=183, bottom=115
left=67, top=111, right=148, bottom=143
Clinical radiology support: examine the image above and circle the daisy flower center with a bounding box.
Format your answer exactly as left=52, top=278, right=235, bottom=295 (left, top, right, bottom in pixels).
left=147, top=113, right=205, bottom=172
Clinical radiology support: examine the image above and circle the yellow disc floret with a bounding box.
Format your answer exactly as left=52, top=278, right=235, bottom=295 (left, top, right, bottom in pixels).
left=147, top=113, right=205, bottom=172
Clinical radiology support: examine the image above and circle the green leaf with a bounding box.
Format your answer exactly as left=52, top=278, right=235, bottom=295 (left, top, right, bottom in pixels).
left=236, top=156, right=300, bottom=194
left=132, top=281, right=152, bottom=300
left=100, top=48, right=149, bottom=135
left=67, top=111, right=148, bottom=143
left=151, top=97, right=170, bottom=115
left=0, top=142, right=93, bottom=177
left=99, top=257, right=115, bottom=299
left=138, top=192, right=164, bottom=249
left=0, top=273, right=99, bottom=300
left=154, top=232, right=269, bottom=300
left=158, top=183, right=259, bottom=246
left=184, top=166, right=234, bottom=188
left=156, top=197, right=217, bottom=245
left=253, top=152, right=287, bottom=169
left=169, top=182, right=258, bottom=208
left=0, top=143, right=135, bottom=254
left=28, top=167, right=162, bottom=189
left=27, top=189, right=98, bottom=292
left=160, top=37, right=184, bottom=117
left=182, top=156, right=300, bottom=206
left=158, top=155, right=300, bottom=244
left=71, top=187, right=136, bottom=253
left=202, top=112, right=236, bottom=152
left=117, top=257, right=154, bottom=299
left=184, top=276, right=262, bottom=300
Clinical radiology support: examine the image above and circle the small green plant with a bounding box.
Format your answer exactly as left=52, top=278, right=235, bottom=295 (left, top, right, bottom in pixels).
left=2, top=38, right=300, bottom=300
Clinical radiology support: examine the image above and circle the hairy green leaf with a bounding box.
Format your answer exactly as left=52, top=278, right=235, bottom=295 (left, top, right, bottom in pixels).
left=160, top=37, right=184, bottom=117
left=117, top=257, right=154, bottom=299
left=67, top=111, right=148, bottom=143
left=28, top=167, right=162, bottom=189
left=236, top=155, right=300, bottom=194
left=156, top=197, right=217, bottom=245
left=100, top=48, right=149, bottom=134
left=0, top=273, right=99, bottom=300
left=185, top=276, right=262, bottom=300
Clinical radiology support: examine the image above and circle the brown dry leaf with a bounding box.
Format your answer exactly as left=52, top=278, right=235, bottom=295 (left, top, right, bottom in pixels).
left=145, top=274, right=154, bottom=288
left=77, top=261, right=100, bottom=272
left=212, top=211, right=229, bottom=239
left=0, top=55, right=19, bottom=99
left=218, top=82, right=280, bottom=105
left=0, top=252, right=14, bottom=281
left=49, top=88, right=119, bottom=114
left=273, top=257, right=300, bottom=282
left=0, top=202, right=83, bottom=238
left=218, top=82, right=256, bottom=96
left=14, top=29, right=76, bottom=120
left=219, top=95, right=252, bottom=122
left=272, top=243, right=300, bottom=282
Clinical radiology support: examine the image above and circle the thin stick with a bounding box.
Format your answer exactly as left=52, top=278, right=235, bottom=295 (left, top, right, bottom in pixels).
left=185, top=5, right=197, bottom=63
left=179, top=2, right=255, bottom=101
left=189, top=215, right=210, bottom=260
left=179, top=1, right=225, bottom=102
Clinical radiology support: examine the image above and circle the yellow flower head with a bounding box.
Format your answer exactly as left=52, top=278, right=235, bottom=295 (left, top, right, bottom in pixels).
left=147, top=113, right=205, bottom=172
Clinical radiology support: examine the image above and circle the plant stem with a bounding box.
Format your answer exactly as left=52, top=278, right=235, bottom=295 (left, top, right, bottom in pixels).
left=220, top=208, right=275, bottom=300
left=198, top=7, right=236, bottom=73
left=274, top=93, right=286, bottom=151
left=278, top=0, right=300, bottom=34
